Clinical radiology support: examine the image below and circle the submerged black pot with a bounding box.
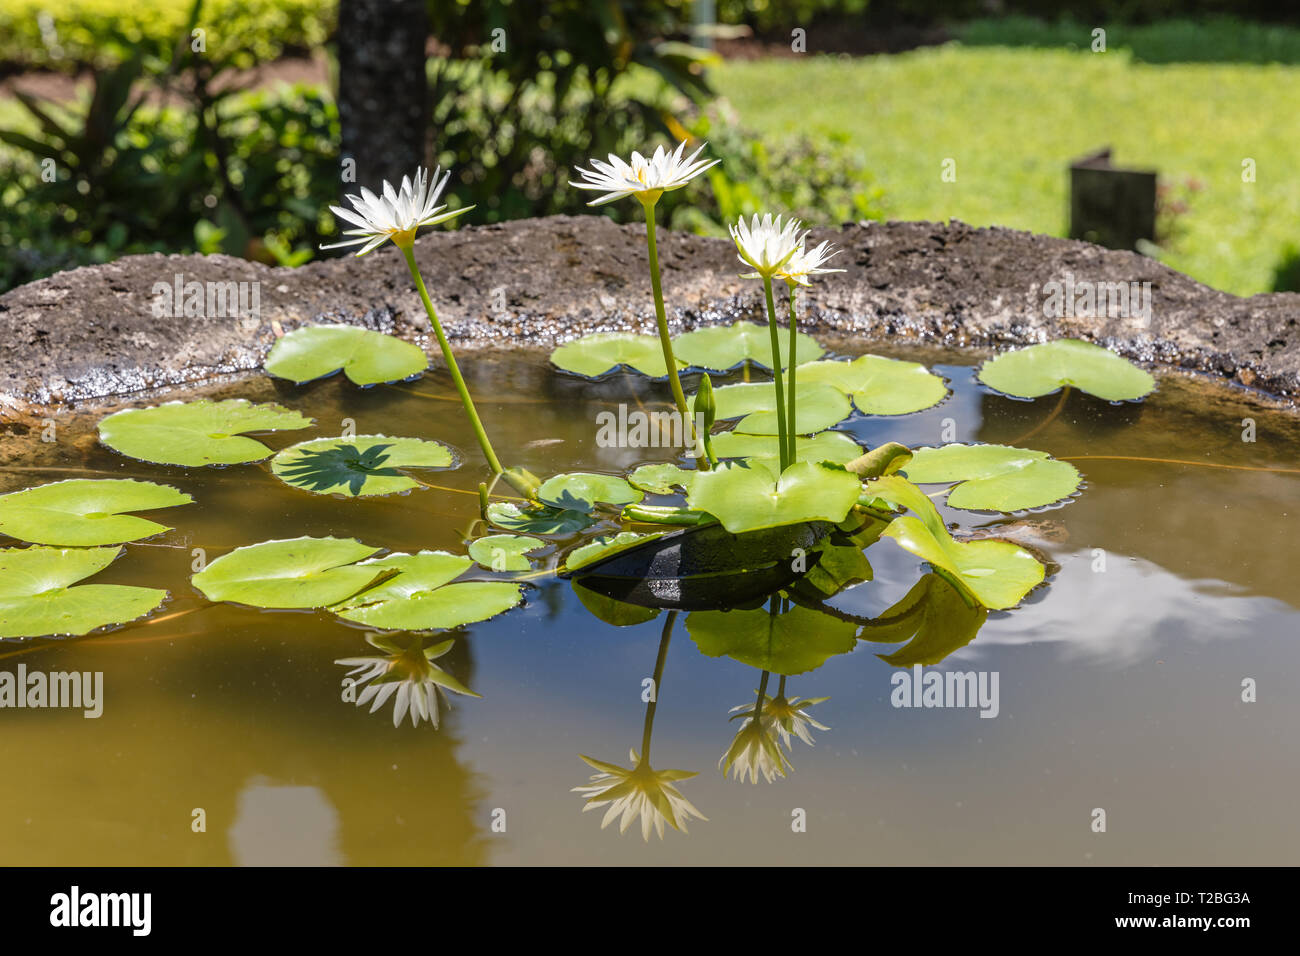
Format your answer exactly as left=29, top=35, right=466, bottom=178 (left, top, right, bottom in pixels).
left=564, top=520, right=833, bottom=611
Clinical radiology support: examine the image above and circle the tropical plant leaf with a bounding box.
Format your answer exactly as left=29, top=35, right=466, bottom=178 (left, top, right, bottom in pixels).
left=687, top=601, right=858, bottom=676
left=687, top=460, right=860, bottom=534
left=710, top=429, right=863, bottom=464
left=564, top=531, right=666, bottom=572
left=0, top=546, right=167, bottom=638
left=537, top=472, right=643, bottom=512
left=99, top=399, right=313, bottom=466
left=977, top=339, right=1155, bottom=401
left=270, top=435, right=456, bottom=497
left=901, top=444, right=1082, bottom=511
left=192, top=536, right=384, bottom=609
left=797, top=354, right=949, bottom=415
left=866, top=475, right=1045, bottom=610
left=467, top=534, right=545, bottom=571
left=858, top=573, right=988, bottom=667
left=626, top=463, right=698, bottom=495
left=670, top=321, right=825, bottom=370
left=705, top=381, right=851, bottom=434
left=332, top=551, right=523, bottom=630
left=485, top=502, right=594, bottom=535
left=0, top=479, right=192, bottom=546
left=264, top=325, right=429, bottom=385
left=550, top=333, right=673, bottom=378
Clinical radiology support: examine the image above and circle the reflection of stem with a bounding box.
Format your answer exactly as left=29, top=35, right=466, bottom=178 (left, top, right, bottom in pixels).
left=641, top=610, right=677, bottom=762
left=1060, top=455, right=1300, bottom=475
left=762, top=276, right=790, bottom=472
left=640, top=198, right=693, bottom=437
left=755, top=670, right=771, bottom=720
left=785, top=281, right=799, bottom=464
left=1008, top=385, right=1071, bottom=445
left=777, top=674, right=787, bottom=698
left=401, top=245, right=504, bottom=476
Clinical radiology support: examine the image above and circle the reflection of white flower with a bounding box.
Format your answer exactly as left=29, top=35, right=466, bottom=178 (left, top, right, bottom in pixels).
left=322, top=166, right=474, bottom=256
left=730, top=214, right=805, bottom=279
left=778, top=241, right=844, bottom=286
left=336, top=634, right=479, bottom=729
left=569, top=140, right=719, bottom=206
left=765, top=694, right=830, bottom=748
left=573, top=749, right=707, bottom=841
left=721, top=706, right=791, bottom=783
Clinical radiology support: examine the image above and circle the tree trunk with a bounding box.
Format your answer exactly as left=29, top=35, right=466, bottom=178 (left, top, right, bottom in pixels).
left=335, top=0, right=429, bottom=194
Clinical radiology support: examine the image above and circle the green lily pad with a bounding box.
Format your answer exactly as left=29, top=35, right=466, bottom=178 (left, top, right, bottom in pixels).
left=705, top=381, right=851, bottom=435
left=485, top=502, right=595, bottom=535
left=687, top=460, right=860, bottom=534
left=627, top=463, right=698, bottom=496
left=687, top=602, right=858, bottom=676
left=671, top=321, right=825, bottom=370
left=902, top=444, right=1082, bottom=512
left=858, top=573, right=988, bottom=667
left=271, top=435, right=456, bottom=497
left=571, top=581, right=661, bottom=627
left=711, top=430, right=863, bottom=464
left=867, top=475, right=1045, bottom=610
left=264, top=325, right=429, bottom=386
left=800, top=539, right=875, bottom=596
left=564, top=531, right=666, bottom=572
left=192, top=536, right=384, bottom=609
left=332, top=551, right=523, bottom=630
left=977, top=339, right=1155, bottom=401
left=467, top=534, right=545, bottom=571
left=0, top=479, right=192, bottom=547
left=99, top=399, right=314, bottom=467
left=550, top=333, right=672, bottom=378
left=798, top=354, right=949, bottom=415
left=537, top=472, right=643, bottom=512
left=0, top=546, right=167, bottom=639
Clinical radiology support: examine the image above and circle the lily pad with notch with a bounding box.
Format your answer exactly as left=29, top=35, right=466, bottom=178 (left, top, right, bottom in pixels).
left=271, top=435, right=457, bottom=497
left=467, top=534, right=545, bottom=572
left=902, top=443, right=1082, bottom=512
left=627, top=463, right=698, bottom=496
left=191, top=536, right=385, bottom=609
left=550, top=333, right=674, bottom=378
left=671, top=321, right=825, bottom=371
left=687, top=460, right=861, bottom=535
left=485, top=501, right=594, bottom=535
left=704, top=381, right=851, bottom=435
left=0, top=546, right=167, bottom=638
left=798, top=354, right=949, bottom=415
left=537, top=472, right=643, bottom=512
left=977, top=338, right=1155, bottom=401
left=710, top=430, right=863, bottom=464
left=99, top=399, right=314, bottom=467
left=0, top=479, right=192, bottom=547
left=331, top=550, right=523, bottom=631
left=687, top=601, right=859, bottom=676
left=264, top=325, right=429, bottom=386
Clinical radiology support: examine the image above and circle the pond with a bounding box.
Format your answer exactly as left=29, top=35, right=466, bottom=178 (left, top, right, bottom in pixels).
left=2, top=334, right=1298, bottom=865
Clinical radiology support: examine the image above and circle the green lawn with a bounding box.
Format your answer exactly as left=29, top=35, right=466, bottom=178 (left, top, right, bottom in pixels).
left=713, top=43, right=1300, bottom=295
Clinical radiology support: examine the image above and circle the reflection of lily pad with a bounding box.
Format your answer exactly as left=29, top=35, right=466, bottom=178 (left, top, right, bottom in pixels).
left=485, top=502, right=594, bottom=535
left=798, top=354, right=948, bottom=415
left=264, top=325, right=429, bottom=386
left=99, top=399, right=313, bottom=467
left=687, top=602, right=858, bottom=675
left=627, top=463, right=698, bottom=495
left=0, top=546, right=167, bottom=638
left=902, top=444, right=1082, bottom=512
left=859, top=573, right=988, bottom=667
left=0, top=479, right=192, bottom=546
left=565, top=531, right=666, bottom=572
left=688, top=460, right=860, bottom=534
left=332, top=551, right=522, bottom=630
left=192, top=536, right=383, bottom=609
left=271, top=435, right=456, bottom=497
left=550, top=333, right=672, bottom=378
left=977, top=339, right=1155, bottom=401
left=538, top=472, right=643, bottom=512
left=671, top=321, right=824, bottom=370
left=711, top=430, right=863, bottom=464
left=468, top=534, right=545, bottom=571
left=706, top=381, right=851, bottom=434
left=572, top=581, right=661, bottom=627
left=867, top=475, right=1045, bottom=610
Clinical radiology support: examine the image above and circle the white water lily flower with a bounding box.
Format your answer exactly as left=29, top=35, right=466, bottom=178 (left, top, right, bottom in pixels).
left=764, top=694, right=830, bottom=748
left=336, top=634, right=479, bottom=729
left=730, top=213, right=806, bottom=279
left=721, top=705, right=792, bottom=783
left=321, top=166, right=474, bottom=256
left=779, top=240, right=845, bottom=286
left=569, top=140, right=719, bottom=206
left=572, top=749, right=707, bottom=841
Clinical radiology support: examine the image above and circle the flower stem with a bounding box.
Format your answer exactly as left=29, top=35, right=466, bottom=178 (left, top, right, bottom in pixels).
left=401, top=245, right=504, bottom=477
left=785, top=280, right=800, bottom=465
left=640, top=198, right=694, bottom=440
left=641, top=610, right=677, bottom=762
left=762, top=275, right=790, bottom=472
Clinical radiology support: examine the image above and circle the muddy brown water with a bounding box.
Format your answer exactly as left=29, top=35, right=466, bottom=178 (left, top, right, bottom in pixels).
left=1, top=338, right=1297, bottom=865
